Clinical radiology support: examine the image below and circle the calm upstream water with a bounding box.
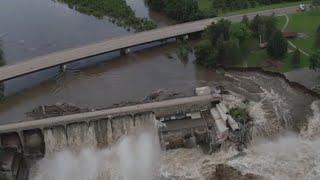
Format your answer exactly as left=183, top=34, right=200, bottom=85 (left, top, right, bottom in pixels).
left=0, top=0, right=173, bottom=122
left=0, top=0, right=318, bottom=125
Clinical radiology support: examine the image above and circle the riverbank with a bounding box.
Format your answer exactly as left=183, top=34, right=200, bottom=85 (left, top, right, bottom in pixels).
left=57, top=0, right=156, bottom=32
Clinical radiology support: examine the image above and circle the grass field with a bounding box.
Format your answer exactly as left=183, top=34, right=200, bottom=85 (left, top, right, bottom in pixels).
left=278, top=11, right=320, bottom=71
left=280, top=11, right=320, bottom=54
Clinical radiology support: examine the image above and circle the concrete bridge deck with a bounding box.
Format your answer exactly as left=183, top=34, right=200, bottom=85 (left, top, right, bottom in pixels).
left=0, top=6, right=297, bottom=82
left=0, top=94, right=220, bottom=133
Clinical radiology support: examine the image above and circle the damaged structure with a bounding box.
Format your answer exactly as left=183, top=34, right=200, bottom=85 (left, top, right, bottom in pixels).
left=0, top=87, right=252, bottom=179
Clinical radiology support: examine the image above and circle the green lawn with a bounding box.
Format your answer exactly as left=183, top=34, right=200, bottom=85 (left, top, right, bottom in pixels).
left=198, top=0, right=311, bottom=16
left=280, top=11, right=320, bottom=54
left=276, top=11, right=320, bottom=70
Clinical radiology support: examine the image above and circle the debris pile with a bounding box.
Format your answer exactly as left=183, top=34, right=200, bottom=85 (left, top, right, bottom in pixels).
left=26, top=103, right=89, bottom=120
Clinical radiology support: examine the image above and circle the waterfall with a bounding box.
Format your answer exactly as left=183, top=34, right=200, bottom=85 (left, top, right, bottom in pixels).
left=30, top=112, right=160, bottom=180
left=43, top=126, right=67, bottom=154
left=91, top=118, right=112, bottom=148
left=43, top=112, right=157, bottom=154
left=67, top=122, right=97, bottom=151
left=228, top=135, right=320, bottom=180
left=227, top=100, right=320, bottom=180
left=301, top=100, right=320, bottom=139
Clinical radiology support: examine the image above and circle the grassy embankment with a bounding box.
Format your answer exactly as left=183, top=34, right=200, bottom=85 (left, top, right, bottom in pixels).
left=246, top=11, right=320, bottom=72
left=57, top=0, right=156, bottom=32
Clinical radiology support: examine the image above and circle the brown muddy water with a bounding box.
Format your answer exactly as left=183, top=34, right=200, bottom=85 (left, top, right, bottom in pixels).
left=0, top=0, right=318, bottom=129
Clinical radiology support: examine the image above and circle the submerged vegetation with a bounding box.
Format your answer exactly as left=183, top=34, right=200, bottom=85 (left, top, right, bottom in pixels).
left=58, top=0, right=156, bottom=32
left=145, top=0, right=214, bottom=22
left=176, top=39, right=193, bottom=60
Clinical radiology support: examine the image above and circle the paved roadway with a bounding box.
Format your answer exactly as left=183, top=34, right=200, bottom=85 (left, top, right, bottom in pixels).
left=0, top=6, right=298, bottom=82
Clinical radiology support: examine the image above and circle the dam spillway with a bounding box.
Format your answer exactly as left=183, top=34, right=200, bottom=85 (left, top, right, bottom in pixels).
left=1, top=91, right=252, bottom=179
left=0, top=93, right=220, bottom=154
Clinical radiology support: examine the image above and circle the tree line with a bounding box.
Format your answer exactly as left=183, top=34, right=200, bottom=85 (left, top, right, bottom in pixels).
left=212, top=0, right=301, bottom=13
left=58, top=0, right=156, bottom=32
left=145, top=0, right=214, bottom=22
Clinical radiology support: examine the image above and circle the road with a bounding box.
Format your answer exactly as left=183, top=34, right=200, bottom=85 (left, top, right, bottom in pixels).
left=0, top=5, right=298, bottom=82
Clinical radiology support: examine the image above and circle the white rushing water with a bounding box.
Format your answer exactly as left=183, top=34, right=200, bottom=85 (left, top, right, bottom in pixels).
left=228, top=100, right=320, bottom=180
left=31, top=128, right=161, bottom=180
left=31, top=97, right=320, bottom=180
left=31, top=113, right=161, bottom=180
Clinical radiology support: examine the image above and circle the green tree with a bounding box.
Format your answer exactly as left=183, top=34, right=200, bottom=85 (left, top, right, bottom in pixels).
left=315, top=25, right=320, bottom=48
left=250, top=14, right=277, bottom=41
left=250, top=15, right=263, bottom=38
left=203, top=19, right=231, bottom=46
left=241, top=15, right=250, bottom=27
left=221, top=38, right=242, bottom=65
left=176, top=39, right=192, bottom=60
left=212, top=0, right=226, bottom=12
left=195, top=40, right=218, bottom=67
left=145, top=0, right=165, bottom=11
left=267, top=30, right=288, bottom=59
left=309, top=50, right=320, bottom=70
left=164, top=0, right=200, bottom=22
left=263, top=14, right=277, bottom=40
left=291, top=49, right=301, bottom=68
left=230, top=23, right=251, bottom=43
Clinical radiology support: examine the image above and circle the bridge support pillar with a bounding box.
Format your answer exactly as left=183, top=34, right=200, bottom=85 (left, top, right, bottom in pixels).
left=183, top=35, right=189, bottom=40
left=161, top=39, right=168, bottom=45
left=59, top=64, right=67, bottom=73
left=176, top=35, right=189, bottom=42
left=120, top=48, right=130, bottom=55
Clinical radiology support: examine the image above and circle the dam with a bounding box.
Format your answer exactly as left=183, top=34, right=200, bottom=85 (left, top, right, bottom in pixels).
left=0, top=87, right=251, bottom=179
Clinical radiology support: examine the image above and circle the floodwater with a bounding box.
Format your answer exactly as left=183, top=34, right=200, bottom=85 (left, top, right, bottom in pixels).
left=0, top=0, right=318, bottom=125
left=0, top=0, right=172, bottom=123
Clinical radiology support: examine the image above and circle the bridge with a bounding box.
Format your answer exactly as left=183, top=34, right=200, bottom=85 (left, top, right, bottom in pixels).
left=0, top=6, right=298, bottom=82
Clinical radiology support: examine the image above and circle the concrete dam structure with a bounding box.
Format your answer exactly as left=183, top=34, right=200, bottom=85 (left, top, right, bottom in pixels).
left=0, top=88, right=250, bottom=179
